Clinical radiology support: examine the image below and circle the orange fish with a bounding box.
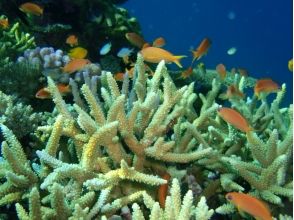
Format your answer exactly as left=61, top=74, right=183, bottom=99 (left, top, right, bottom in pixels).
left=152, top=37, right=166, bottom=47
left=216, top=63, right=226, bottom=80
left=62, top=59, right=91, bottom=74
left=178, top=66, right=193, bottom=79
left=140, top=47, right=186, bottom=68
left=254, top=78, right=279, bottom=99
left=66, top=35, right=78, bottom=47
left=0, top=18, right=9, bottom=29
left=226, top=192, right=272, bottom=220
left=218, top=107, right=252, bottom=133
left=19, top=2, right=43, bottom=16
left=191, top=37, right=211, bottom=63
left=113, top=72, right=125, bottom=81
left=125, top=32, right=146, bottom=48
left=158, top=173, right=171, bottom=208
left=219, top=85, right=245, bottom=100
left=35, top=84, right=71, bottom=99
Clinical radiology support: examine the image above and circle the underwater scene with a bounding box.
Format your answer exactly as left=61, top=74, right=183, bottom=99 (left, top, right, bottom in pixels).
left=0, top=0, right=292, bottom=219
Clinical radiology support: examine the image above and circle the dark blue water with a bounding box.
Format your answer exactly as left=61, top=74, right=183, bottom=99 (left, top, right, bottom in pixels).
left=123, top=0, right=293, bottom=105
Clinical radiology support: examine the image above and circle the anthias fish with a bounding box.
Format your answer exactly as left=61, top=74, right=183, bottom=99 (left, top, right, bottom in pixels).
left=66, top=35, right=78, bottom=47
left=191, top=37, right=211, bottom=63
left=226, top=192, right=272, bottom=220
left=152, top=37, right=166, bottom=47
left=218, top=107, right=251, bottom=133
left=140, top=47, right=186, bottom=68
left=36, top=84, right=71, bottom=99
left=62, top=59, right=91, bottom=74
left=19, top=2, right=43, bottom=16
left=219, top=85, right=245, bottom=100
left=216, top=63, right=226, bottom=80
left=125, top=32, right=146, bottom=48
left=254, top=78, right=279, bottom=98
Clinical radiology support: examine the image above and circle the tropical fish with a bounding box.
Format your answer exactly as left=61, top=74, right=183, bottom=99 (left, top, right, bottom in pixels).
left=62, top=59, right=91, bottom=74
left=66, top=35, right=78, bottom=47
left=219, top=85, right=245, bottom=100
left=99, top=42, right=112, bottom=55
left=117, top=47, right=134, bottom=58
left=68, top=47, right=88, bottom=59
left=125, top=32, right=146, bottom=48
left=288, top=58, right=293, bottom=72
left=178, top=66, right=193, bottom=79
left=35, top=84, right=71, bottom=99
left=0, top=18, right=9, bottom=29
left=191, top=37, right=211, bottom=63
left=216, top=63, right=226, bottom=80
left=113, top=72, right=125, bottom=81
left=218, top=107, right=252, bottom=133
left=140, top=47, right=186, bottom=68
left=158, top=173, right=171, bottom=208
left=226, top=192, right=272, bottom=220
left=227, top=47, right=237, bottom=55
left=152, top=37, right=166, bottom=47
left=19, top=2, right=43, bottom=16
left=254, top=78, right=279, bottom=99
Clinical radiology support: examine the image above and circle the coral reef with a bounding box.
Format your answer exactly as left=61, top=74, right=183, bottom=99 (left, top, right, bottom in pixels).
left=0, top=21, right=35, bottom=66
left=0, top=91, right=44, bottom=139
left=0, top=54, right=292, bottom=219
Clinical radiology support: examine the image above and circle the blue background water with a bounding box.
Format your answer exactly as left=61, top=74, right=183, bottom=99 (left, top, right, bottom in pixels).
left=122, top=0, right=293, bottom=105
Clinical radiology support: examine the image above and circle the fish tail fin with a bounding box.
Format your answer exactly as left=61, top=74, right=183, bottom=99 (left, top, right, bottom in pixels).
left=173, top=55, right=187, bottom=68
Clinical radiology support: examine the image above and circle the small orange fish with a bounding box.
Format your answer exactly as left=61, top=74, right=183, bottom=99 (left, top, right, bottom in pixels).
left=219, top=85, right=245, bottom=100
left=66, top=35, right=78, bottom=47
left=0, top=18, right=9, bottom=29
left=226, top=192, right=272, bottom=220
left=68, top=47, right=88, bottom=59
left=191, top=37, right=211, bottom=63
left=125, top=32, right=146, bottom=48
left=114, top=72, right=125, bottom=81
left=158, top=173, right=171, bottom=208
left=254, top=78, right=279, bottom=99
left=35, top=84, right=71, bottom=99
left=140, top=47, right=186, bottom=68
left=62, top=59, right=91, bottom=74
left=19, top=2, right=43, bottom=16
left=152, top=37, right=166, bottom=47
left=218, top=107, right=252, bottom=133
left=178, top=66, right=193, bottom=79
left=216, top=63, right=226, bottom=80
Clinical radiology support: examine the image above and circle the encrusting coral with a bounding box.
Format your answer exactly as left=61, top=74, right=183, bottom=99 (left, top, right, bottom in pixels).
left=0, top=54, right=292, bottom=219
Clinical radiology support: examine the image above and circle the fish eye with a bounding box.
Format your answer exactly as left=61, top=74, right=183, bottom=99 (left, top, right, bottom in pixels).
left=226, top=194, right=232, bottom=200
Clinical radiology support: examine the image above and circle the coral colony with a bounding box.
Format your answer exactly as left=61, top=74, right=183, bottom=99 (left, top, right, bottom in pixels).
left=0, top=1, right=292, bottom=219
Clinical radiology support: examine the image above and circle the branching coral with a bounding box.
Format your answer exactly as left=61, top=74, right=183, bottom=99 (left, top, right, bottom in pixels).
left=0, top=53, right=292, bottom=219
left=0, top=21, right=35, bottom=66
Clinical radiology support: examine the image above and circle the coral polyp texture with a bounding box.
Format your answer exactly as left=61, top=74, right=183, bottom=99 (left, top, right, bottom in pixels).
left=0, top=54, right=292, bottom=219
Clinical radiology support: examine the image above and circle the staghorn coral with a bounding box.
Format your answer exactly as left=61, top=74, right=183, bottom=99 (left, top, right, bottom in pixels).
left=0, top=54, right=292, bottom=219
